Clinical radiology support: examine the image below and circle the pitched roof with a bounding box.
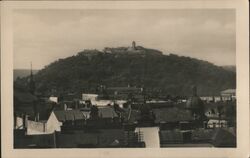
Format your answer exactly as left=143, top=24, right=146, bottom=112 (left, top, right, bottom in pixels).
left=220, top=89, right=236, bottom=94
left=121, top=108, right=140, bottom=123
left=153, top=107, right=194, bottom=123
left=53, top=110, right=86, bottom=122
left=211, top=128, right=236, bottom=147
left=98, top=107, right=118, bottom=118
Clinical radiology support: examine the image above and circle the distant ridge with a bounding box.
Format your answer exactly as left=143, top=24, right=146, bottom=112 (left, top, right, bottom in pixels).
left=14, top=69, right=39, bottom=81
left=221, top=65, right=236, bottom=73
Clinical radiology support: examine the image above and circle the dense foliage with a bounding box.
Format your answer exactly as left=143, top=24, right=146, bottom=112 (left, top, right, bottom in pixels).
left=18, top=48, right=236, bottom=96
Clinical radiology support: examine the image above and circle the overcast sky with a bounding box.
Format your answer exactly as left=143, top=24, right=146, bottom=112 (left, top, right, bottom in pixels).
left=13, top=9, right=235, bottom=69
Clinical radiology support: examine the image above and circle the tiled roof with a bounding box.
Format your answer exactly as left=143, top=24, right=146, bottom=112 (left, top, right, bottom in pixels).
left=98, top=107, right=118, bottom=118
left=211, top=128, right=236, bottom=147
left=53, top=110, right=86, bottom=122
left=153, top=107, right=194, bottom=123
left=121, top=108, right=140, bottom=123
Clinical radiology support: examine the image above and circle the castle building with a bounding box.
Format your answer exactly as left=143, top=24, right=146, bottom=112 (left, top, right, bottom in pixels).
left=128, top=41, right=137, bottom=51
left=132, top=41, right=136, bottom=50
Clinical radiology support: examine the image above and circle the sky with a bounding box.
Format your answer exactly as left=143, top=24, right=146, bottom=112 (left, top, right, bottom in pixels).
left=13, top=9, right=236, bottom=70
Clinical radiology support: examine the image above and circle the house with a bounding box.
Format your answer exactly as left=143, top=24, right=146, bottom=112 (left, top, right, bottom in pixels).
left=153, top=107, right=194, bottom=128
left=91, top=100, right=113, bottom=107
left=107, top=86, right=142, bottom=95
left=135, top=127, right=160, bottom=148
left=53, top=110, right=87, bottom=127
left=207, top=119, right=228, bottom=128
left=220, top=89, right=236, bottom=101
left=106, top=86, right=143, bottom=100
left=90, top=99, right=127, bottom=108
left=24, top=109, right=90, bottom=135
left=120, top=107, right=140, bottom=124
left=146, top=100, right=173, bottom=109
left=159, top=127, right=236, bottom=147
left=98, top=107, right=118, bottom=119
left=14, top=110, right=63, bottom=135
left=51, top=107, right=120, bottom=130
left=14, top=112, right=59, bottom=135
left=205, top=102, right=231, bottom=128
left=82, top=93, right=98, bottom=101
left=200, top=96, right=222, bottom=103
left=48, top=96, right=58, bottom=103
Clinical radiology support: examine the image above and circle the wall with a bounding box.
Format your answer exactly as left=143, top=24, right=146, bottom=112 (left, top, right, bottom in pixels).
left=207, top=119, right=228, bottom=128
left=82, top=94, right=98, bottom=101
left=135, top=127, right=160, bottom=148
left=26, top=120, right=46, bottom=135
left=49, top=96, right=58, bottom=103
left=46, top=111, right=62, bottom=133
left=26, top=112, right=62, bottom=135
left=15, top=117, right=24, bottom=129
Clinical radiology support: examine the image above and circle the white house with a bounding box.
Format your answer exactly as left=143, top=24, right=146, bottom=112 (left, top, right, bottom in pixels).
left=220, top=89, right=236, bottom=101
left=25, top=111, right=62, bottom=135
left=49, top=96, right=58, bottom=103
left=82, top=93, right=98, bottom=101
left=135, top=127, right=160, bottom=148
left=207, top=119, right=228, bottom=128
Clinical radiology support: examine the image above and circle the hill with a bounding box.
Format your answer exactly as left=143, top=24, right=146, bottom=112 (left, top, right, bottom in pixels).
left=221, top=65, right=236, bottom=73
left=15, top=45, right=236, bottom=96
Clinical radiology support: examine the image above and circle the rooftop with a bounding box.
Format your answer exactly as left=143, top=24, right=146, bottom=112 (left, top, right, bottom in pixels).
left=220, top=89, right=236, bottom=94
left=98, top=107, right=118, bottom=118
left=153, top=107, right=194, bottom=123
left=54, top=110, right=86, bottom=122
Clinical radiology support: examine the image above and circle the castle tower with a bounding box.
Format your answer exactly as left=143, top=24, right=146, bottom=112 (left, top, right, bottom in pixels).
left=132, top=41, right=136, bottom=50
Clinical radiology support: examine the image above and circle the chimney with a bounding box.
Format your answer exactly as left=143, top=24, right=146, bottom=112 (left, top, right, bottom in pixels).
left=212, top=96, right=215, bottom=103
left=36, top=113, right=40, bottom=122
left=220, top=95, right=223, bottom=102
left=75, top=101, right=78, bottom=109
left=22, top=114, right=28, bottom=129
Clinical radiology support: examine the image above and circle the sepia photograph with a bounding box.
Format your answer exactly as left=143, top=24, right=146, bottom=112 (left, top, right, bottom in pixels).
left=1, top=1, right=249, bottom=158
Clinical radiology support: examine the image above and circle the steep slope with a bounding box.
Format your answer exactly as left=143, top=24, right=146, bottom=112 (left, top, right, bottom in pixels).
left=17, top=47, right=236, bottom=96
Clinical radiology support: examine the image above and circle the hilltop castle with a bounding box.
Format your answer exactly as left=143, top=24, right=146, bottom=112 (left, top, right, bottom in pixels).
left=128, top=41, right=137, bottom=51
